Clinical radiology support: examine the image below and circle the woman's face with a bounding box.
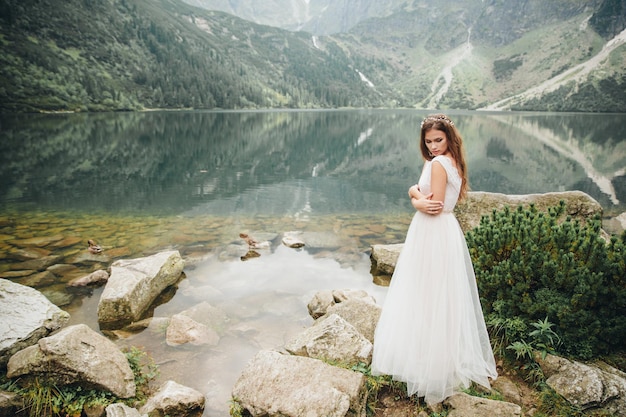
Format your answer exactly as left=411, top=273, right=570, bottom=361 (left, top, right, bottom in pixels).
left=424, top=128, right=449, bottom=157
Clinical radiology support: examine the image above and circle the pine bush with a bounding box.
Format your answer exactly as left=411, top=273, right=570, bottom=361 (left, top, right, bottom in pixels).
left=466, top=202, right=626, bottom=359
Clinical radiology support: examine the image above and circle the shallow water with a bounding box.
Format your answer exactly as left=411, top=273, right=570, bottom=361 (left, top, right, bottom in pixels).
left=0, top=207, right=403, bottom=415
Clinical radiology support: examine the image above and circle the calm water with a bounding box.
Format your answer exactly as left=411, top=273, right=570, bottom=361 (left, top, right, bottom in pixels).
left=1, top=109, right=625, bottom=415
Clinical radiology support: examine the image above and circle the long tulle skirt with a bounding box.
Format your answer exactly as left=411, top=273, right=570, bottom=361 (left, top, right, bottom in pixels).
left=371, top=211, right=497, bottom=405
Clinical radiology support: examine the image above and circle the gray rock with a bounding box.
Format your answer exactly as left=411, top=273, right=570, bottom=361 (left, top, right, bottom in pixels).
left=324, top=298, right=381, bottom=343
left=285, top=313, right=372, bottom=364
left=232, top=350, right=367, bottom=417
left=11, top=255, right=63, bottom=271
left=40, top=289, right=74, bottom=307
left=0, top=279, right=70, bottom=367
left=331, top=289, right=376, bottom=304
left=445, top=392, right=522, bottom=416
left=97, top=250, right=184, bottom=329
left=537, top=354, right=626, bottom=414
left=298, top=231, right=345, bottom=249
left=71, top=252, right=111, bottom=265
left=67, top=269, right=109, bottom=287
left=7, top=324, right=136, bottom=398
left=369, top=243, right=402, bottom=276
left=307, top=289, right=376, bottom=319
left=282, top=231, right=305, bottom=248
left=307, top=290, right=335, bottom=319
left=455, top=190, right=602, bottom=233
left=0, top=390, right=21, bottom=417
left=491, top=375, right=523, bottom=405
left=13, top=270, right=57, bottom=288
left=106, top=403, right=146, bottom=417
left=164, top=301, right=228, bottom=347
left=139, top=380, right=205, bottom=417
left=166, top=314, right=220, bottom=347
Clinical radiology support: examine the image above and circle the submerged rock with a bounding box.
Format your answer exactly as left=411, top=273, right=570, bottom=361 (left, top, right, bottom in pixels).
left=139, top=380, right=205, bottom=417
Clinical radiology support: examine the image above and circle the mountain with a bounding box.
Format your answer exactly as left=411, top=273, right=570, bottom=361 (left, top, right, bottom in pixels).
left=181, top=0, right=404, bottom=35
left=336, top=0, right=626, bottom=110
left=0, top=0, right=625, bottom=113
left=0, top=0, right=386, bottom=112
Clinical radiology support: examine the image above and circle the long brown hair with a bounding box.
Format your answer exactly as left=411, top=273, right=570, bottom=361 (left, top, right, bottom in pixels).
left=419, top=114, right=469, bottom=200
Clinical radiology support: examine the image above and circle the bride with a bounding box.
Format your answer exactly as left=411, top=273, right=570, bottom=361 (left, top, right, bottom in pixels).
left=371, top=114, right=498, bottom=405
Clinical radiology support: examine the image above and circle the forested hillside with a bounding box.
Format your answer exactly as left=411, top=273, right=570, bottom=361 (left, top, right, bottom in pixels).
left=0, top=0, right=388, bottom=112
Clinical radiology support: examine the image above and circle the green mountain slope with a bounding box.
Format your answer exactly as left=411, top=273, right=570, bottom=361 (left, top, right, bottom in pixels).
left=0, top=0, right=386, bottom=112
left=333, top=0, right=626, bottom=111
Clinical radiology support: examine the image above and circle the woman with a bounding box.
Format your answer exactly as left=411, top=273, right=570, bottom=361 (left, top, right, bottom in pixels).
left=371, top=114, right=497, bottom=405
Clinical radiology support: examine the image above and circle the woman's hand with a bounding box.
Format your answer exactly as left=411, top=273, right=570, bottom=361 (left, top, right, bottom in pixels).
left=408, top=185, right=443, bottom=215
left=408, top=184, right=425, bottom=200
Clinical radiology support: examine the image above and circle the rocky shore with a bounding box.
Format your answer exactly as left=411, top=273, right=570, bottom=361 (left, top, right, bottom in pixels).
left=0, top=191, right=624, bottom=416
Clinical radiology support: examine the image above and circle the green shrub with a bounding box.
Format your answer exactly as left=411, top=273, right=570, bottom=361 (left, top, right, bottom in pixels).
left=466, top=202, right=626, bottom=359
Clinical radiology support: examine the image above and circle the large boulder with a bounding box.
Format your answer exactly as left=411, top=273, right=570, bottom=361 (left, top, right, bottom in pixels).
left=537, top=353, right=626, bottom=415
left=455, top=190, right=602, bottom=233
left=445, top=392, right=522, bottom=416
left=139, top=380, right=205, bottom=417
left=98, top=251, right=184, bottom=329
left=284, top=314, right=372, bottom=364
left=0, top=279, right=70, bottom=368
left=232, top=350, right=367, bottom=417
left=7, top=324, right=136, bottom=398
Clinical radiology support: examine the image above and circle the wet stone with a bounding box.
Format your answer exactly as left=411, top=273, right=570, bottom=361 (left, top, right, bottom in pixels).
left=368, top=224, right=387, bottom=234
left=12, top=255, right=64, bottom=271
left=42, top=289, right=75, bottom=307
left=47, top=263, right=81, bottom=276
left=0, top=270, right=36, bottom=279
left=0, top=234, right=14, bottom=242
left=14, top=270, right=57, bottom=288
left=105, top=247, right=132, bottom=259
left=12, top=235, right=65, bottom=248
left=50, top=236, right=83, bottom=248
left=372, top=275, right=391, bottom=287
left=71, top=252, right=112, bottom=265
left=8, top=247, right=52, bottom=261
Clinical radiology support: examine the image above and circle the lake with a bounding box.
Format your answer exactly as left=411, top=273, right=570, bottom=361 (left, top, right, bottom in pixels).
left=1, top=109, right=625, bottom=415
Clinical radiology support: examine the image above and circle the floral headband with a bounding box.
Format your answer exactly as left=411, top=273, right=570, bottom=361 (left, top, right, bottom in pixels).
left=420, top=115, right=455, bottom=128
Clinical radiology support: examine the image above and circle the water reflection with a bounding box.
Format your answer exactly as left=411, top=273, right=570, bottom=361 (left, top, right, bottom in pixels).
left=1, top=110, right=625, bottom=217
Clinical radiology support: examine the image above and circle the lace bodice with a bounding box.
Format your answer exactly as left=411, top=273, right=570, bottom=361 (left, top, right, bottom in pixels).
left=417, top=155, right=462, bottom=212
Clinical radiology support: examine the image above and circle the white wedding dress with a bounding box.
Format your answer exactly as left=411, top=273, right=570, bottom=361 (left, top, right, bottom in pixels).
left=371, top=155, right=497, bottom=405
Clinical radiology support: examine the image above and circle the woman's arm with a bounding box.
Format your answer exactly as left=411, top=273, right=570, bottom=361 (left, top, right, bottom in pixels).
left=411, top=160, right=447, bottom=215
left=430, top=160, right=447, bottom=204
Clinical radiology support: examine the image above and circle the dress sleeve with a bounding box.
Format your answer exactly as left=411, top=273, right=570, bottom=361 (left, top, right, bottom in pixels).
left=432, top=156, right=452, bottom=177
